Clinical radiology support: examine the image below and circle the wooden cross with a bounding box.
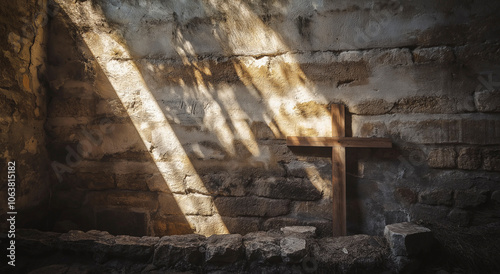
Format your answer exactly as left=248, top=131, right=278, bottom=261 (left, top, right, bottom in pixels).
left=286, top=104, right=392, bottom=236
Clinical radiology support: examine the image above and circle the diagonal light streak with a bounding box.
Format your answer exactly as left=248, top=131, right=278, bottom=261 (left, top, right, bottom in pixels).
left=56, top=0, right=228, bottom=235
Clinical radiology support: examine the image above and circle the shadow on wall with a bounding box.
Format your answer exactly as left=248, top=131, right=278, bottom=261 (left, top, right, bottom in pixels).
left=45, top=0, right=398, bottom=236
left=46, top=8, right=193, bottom=236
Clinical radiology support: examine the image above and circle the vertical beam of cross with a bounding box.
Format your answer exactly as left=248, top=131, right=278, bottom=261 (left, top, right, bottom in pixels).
left=286, top=104, right=392, bottom=237
left=331, top=104, right=346, bottom=236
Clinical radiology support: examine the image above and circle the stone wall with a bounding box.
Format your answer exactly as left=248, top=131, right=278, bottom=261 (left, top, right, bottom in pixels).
left=5, top=228, right=392, bottom=273
left=0, top=0, right=51, bottom=230
left=45, top=0, right=500, bottom=237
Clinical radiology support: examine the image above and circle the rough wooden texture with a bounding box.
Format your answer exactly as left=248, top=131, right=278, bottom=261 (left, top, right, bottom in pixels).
left=331, top=105, right=347, bottom=236
left=286, top=136, right=392, bottom=148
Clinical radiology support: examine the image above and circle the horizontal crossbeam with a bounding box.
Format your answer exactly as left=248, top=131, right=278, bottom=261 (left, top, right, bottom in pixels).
left=286, top=136, right=392, bottom=148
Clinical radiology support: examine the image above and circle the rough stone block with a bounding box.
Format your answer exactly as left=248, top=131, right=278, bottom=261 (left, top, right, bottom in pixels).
left=152, top=215, right=193, bottom=236
left=205, top=234, right=244, bottom=263
left=253, top=177, right=322, bottom=201
left=221, top=217, right=261, bottom=235
left=215, top=197, right=290, bottom=217
left=243, top=232, right=282, bottom=263
left=197, top=164, right=288, bottom=191
left=457, top=147, right=482, bottom=170
left=447, top=208, right=470, bottom=226
left=48, top=97, right=96, bottom=118
left=350, top=99, right=394, bottom=115
left=394, top=188, right=418, bottom=205
left=412, top=47, right=454, bottom=63
left=86, top=191, right=158, bottom=209
left=392, top=96, right=465, bottom=114
left=145, top=173, right=172, bottom=193
left=280, top=237, right=307, bottom=263
left=200, top=172, right=246, bottom=196
left=455, top=42, right=500, bottom=64
left=427, top=148, right=456, bottom=169
left=170, top=194, right=214, bottom=216
left=107, top=235, right=159, bottom=260
left=96, top=98, right=128, bottom=117
left=475, top=89, right=500, bottom=112
left=410, top=204, right=449, bottom=222
left=280, top=226, right=316, bottom=238
left=115, top=173, right=150, bottom=191
left=237, top=165, right=287, bottom=181
left=483, top=148, right=500, bottom=171
left=58, top=230, right=114, bottom=254
left=311, top=235, right=389, bottom=272
left=184, top=139, right=228, bottom=161
left=157, top=193, right=185, bottom=216
left=292, top=199, right=333, bottom=220
left=262, top=217, right=332, bottom=238
left=369, top=48, right=413, bottom=66
left=185, top=215, right=230, bottom=235
left=267, top=142, right=297, bottom=162
left=384, top=210, right=410, bottom=225
left=90, top=123, right=146, bottom=156
left=76, top=230, right=117, bottom=263
left=46, top=122, right=87, bottom=144
left=69, top=160, right=158, bottom=174
left=153, top=234, right=206, bottom=268
left=250, top=121, right=277, bottom=139
left=384, top=222, right=433, bottom=257
left=454, top=189, right=488, bottom=208
left=460, top=119, right=500, bottom=145
left=183, top=194, right=215, bottom=216
left=353, top=115, right=500, bottom=145
left=273, top=55, right=369, bottom=86
left=74, top=172, right=115, bottom=190
left=418, top=190, right=452, bottom=206
left=95, top=209, right=149, bottom=236
left=285, top=160, right=331, bottom=178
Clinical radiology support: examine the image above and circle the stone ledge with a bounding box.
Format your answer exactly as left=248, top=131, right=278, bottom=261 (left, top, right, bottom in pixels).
left=8, top=229, right=380, bottom=272
left=9, top=224, right=436, bottom=273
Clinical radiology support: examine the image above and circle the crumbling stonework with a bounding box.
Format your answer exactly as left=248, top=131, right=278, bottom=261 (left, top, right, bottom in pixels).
left=4, top=228, right=391, bottom=273
left=0, top=0, right=51, bottom=231
left=41, top=0, right=500, bottom=238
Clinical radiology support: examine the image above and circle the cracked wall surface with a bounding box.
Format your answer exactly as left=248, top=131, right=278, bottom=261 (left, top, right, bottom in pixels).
left=0, top=0, right=51, bottom=231
left=44, top=0, right=500, bottom=237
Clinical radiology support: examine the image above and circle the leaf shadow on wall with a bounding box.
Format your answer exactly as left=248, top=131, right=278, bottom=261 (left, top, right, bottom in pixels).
left=45, top=0, right=387, bottom=237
